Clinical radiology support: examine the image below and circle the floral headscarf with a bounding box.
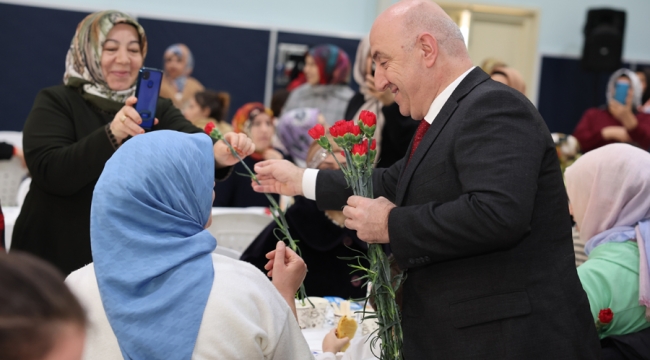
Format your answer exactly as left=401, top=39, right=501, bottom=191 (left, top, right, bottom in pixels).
left=230, top=102, right=273, bottom=134
left=164, top=44, right=194, bottom=93
left=308, top=44, right=351, bottom=85
left=63, top=10, right=147, bottom=104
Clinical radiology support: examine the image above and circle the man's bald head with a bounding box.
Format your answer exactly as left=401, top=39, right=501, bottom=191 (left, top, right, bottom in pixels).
left=375, top=0, right=468, bottom=58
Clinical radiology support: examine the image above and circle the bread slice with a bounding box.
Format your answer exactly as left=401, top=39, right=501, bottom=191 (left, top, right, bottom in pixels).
left=336, top=315, right=358, bottom=351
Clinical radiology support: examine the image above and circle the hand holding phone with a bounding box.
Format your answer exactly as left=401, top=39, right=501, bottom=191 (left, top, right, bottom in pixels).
left=134, top=67, right=163, bottom=130
left=614, top=81, right=630, bottom=105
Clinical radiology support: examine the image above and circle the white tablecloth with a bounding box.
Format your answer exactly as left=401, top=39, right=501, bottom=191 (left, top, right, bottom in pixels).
left=2, top=206, right=269, bottom=252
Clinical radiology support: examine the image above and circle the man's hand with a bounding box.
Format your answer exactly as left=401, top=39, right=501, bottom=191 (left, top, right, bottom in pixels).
left=213, top=132, right=255, bottom=168
left=342, top=196, right=396, bottom=243
left=252, top=159, right=305, bottom=196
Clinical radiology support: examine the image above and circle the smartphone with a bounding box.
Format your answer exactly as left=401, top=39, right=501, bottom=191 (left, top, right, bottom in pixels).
left=614, top=81, right=629, bottom=105
left=134, top=67, right=163, bottom=130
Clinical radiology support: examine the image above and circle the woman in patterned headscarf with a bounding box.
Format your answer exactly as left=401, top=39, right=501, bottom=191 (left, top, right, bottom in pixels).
left=282, top=44, right=354, bottom=125
left=159, top=43, right=205, bottom=109
left=214, top=102, right=288, bottom=207
left=11, top=10, right=254, bottom=275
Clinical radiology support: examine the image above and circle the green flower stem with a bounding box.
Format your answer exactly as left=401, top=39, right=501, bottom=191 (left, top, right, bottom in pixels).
left=317, top=134, right=404, bottom=360
left=210, top=130, right=309, bottom=304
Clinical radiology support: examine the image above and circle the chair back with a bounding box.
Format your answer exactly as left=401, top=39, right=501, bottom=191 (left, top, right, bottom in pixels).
left=207, top=209, right=273, bottom=252
left=0, top=132, right=27, bottom=206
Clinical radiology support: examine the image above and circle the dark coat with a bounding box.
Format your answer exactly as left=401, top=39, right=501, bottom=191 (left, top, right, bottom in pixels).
left=241, top=196, right=368, bottom=299
left=315, top=68, right=601, bottom=359
left=213, top=154, right=283, bottom=208
left=11, top=85, right=229, bottom=275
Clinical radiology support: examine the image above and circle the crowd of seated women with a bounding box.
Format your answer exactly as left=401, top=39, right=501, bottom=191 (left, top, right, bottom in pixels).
left=2, top=7, right=650, bottom=360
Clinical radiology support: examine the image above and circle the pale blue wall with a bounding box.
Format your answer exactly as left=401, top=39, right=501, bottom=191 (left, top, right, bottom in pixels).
left=6, top=0, right=378, bottom=36
left=396, top=0, right=650, bottom=61
left=7, top=0, right=650, bottom=59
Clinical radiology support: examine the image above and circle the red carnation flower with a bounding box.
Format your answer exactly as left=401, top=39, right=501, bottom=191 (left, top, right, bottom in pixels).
left=359, top=110, right=377, bottom=127
left=352, top=143, right=368, bottom=156
left=351, top=125, right=361, bottom=136
left=204, top=122, right=216, bottom=135
left=598, top=308, right=613, bottom=324
left=308, top=124, right=325, bottom=140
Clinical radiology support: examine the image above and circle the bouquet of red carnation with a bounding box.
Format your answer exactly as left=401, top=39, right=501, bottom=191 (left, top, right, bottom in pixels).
left=308, top=110, right=404, bottom=360
left=596, top=308, right=614, bottom=333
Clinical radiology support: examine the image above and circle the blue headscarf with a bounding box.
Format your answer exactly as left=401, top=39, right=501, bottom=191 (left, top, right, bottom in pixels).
left=91, top=130, right=216, bottom=360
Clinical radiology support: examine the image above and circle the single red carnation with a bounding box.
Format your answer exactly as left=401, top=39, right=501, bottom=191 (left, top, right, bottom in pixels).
left=370, top=139, right=376, bottom=150
left=352, top=143, right=368, bottom=156
left=598, top=308, right=614, bottom=324
left=308, top=124, right=325, bottom=140
left=204, top=122, right=216, bottom=135
left=330, top=125, right=339, bottom=137
left=351, top=125, right=361, bottom=136
left=359, top=110, right=377, bottom=127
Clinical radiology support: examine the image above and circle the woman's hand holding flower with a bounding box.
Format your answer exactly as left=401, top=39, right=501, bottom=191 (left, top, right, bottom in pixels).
left=213, top=132, right=255, bottom=168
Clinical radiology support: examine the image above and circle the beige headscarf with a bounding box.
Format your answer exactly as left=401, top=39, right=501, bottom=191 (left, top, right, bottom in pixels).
left=352, top=36, right=385, bottom=158
left=491, top=66, right=526, bottom=95
left=63, top=11, right=147, bottom=106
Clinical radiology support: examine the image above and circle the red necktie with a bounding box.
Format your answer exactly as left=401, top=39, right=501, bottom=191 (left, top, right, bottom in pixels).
left=408, top=120, right=431, bottom=163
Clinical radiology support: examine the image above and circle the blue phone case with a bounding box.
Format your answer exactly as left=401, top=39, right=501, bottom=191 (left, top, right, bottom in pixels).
left=614, top=82, right=629, bottom=105
left=134, top=67, right=163, bottom=130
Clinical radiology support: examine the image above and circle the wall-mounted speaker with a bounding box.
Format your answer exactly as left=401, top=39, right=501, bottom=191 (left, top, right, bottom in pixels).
left=581, top=8, right=626, bottom=72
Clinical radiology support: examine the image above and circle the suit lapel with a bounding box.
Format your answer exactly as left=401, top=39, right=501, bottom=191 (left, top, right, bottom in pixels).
left=395, top=67, right=490, bottom=205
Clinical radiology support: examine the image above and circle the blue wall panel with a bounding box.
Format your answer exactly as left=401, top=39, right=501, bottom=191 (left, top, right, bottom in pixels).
left=138, top=18, right=270, bottom=121
left=0, top=3, right=87, bottom=131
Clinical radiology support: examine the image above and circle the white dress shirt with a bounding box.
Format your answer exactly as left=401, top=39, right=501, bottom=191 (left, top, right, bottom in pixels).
left=302, top=66, right=476, bottom=200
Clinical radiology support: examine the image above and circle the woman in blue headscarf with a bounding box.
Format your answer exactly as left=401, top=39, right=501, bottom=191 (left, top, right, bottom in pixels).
left=65, top=131, right=313, bottom=359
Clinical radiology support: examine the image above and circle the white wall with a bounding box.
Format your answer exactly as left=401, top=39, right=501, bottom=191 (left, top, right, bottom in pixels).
left=8, top=0, right=648, bottom=60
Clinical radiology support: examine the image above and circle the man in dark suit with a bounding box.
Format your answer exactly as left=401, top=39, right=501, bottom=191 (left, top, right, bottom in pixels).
left=253, top=1, right=600, bottom=358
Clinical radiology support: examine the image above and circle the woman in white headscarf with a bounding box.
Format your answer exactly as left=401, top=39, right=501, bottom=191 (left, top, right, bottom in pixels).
left=565, top=143, right=650, bottom=344
left=573, top=69, right=650, bottom=153
left=344, top=36, right=418, bottom=168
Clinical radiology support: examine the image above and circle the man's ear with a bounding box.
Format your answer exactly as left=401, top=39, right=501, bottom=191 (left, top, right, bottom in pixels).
left=418, top=33, right=439, bottom=68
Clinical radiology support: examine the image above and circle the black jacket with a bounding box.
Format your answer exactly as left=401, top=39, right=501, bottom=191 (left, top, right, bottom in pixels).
left=12, top=85, right=229, bottom=275
left=241, top=196, right=368, bottom=299
left=315, top=68, right=601, bottom=359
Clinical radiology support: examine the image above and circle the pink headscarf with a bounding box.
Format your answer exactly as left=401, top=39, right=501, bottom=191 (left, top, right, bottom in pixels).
left=565, top=143, right=650, bottom=318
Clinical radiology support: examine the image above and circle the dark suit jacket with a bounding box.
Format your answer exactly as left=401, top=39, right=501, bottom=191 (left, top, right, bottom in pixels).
left=315, top=68, right=601, bottom=359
